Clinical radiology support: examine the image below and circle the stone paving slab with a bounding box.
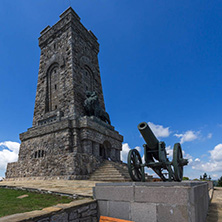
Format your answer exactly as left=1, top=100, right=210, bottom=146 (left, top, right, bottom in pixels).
left=207, top=187, right=222, bottom=222
left=0, top=179, right=105, bottom=197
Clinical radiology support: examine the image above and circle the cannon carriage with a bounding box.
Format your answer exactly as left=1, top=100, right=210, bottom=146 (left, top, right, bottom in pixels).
left=127, top=122, right=188, bottom=182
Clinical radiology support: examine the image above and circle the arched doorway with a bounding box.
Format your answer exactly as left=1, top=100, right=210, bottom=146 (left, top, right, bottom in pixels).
left=100, top=141, right=112, bottom=160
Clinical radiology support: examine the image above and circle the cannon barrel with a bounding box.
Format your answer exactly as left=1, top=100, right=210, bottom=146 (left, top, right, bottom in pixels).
left=138, top=122, right=159, bottom=160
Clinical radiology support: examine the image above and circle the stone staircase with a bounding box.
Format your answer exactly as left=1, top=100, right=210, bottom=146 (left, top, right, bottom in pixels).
left=89, top=160, right=131, bottom=181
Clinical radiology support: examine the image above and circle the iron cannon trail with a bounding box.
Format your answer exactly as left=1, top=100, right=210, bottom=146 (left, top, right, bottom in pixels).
left=127, top=122, right=188, bottom=182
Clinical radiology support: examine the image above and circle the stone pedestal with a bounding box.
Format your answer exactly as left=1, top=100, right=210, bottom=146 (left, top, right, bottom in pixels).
left=94, top=181, right=209, bottom=222
left=6, top=116, right=122, bottom=179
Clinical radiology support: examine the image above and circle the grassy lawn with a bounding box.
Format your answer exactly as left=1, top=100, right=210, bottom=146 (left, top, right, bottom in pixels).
left=0, top=188, right=73, bottom=217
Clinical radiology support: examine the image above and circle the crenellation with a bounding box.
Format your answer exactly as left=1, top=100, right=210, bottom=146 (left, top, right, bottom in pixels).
left=40, top=25, right=51, bottom=35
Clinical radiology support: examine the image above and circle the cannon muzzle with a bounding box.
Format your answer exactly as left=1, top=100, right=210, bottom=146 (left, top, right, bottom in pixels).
left=138, top=122, right=159, bottom=160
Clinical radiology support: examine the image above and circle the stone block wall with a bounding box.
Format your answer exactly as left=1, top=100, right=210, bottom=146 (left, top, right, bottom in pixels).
left=94, top=181, right=210, bottom=222
left=6, top=154, right=74, bottom=179
left=6, top=116, right=122, bottom=179
left=0, top=199, right=98, bottom=222
left=6, top=152, right=103, bottom=180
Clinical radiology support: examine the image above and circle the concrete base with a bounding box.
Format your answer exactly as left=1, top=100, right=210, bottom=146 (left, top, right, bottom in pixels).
left=94, top=181, right=209, bottom=222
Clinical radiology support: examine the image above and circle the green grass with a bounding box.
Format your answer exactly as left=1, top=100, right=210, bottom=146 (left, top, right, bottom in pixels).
left=0, top=188, right=73, bottom=217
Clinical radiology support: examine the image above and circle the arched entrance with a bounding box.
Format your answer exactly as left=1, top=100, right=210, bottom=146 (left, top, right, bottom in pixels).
left=100, top=141, right=112, bottom=160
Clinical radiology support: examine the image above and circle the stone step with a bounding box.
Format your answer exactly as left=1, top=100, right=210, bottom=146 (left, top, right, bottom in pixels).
left=92, top=169, right=130, bottom=175
left=96, top=166, right=121, bottom=170
left=91, top=172, right=121, bottom=176
left=92, top=169, right=119, bottom=172
left=91, top=173, right=126, bottom=178
left=93, top=166, right=127, bottom=171
left=91, top=172, right=122, bottom=176
left=90, top=175, right=130, bottom=180
left=91, top=178, right=130, bottom=181
left=89, top=160, right=131, bottom=181
left=91, top=171, right=122, bottom=174
left=106, top=165, right=128, bottom=170
left=92, top=171, right=124, bottom=175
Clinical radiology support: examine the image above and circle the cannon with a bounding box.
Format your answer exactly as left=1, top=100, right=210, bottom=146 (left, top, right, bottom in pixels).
left=127, top=122, right=188, bottom=182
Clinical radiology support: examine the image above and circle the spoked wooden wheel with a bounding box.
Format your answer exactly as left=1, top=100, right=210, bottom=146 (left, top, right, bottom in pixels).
left=127, top=149, right=143, bottom=181
left=173, top=143, right=184, bottom=182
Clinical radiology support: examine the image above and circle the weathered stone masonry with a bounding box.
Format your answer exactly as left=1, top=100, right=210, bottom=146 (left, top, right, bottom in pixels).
left=6, top=7, right=123, bottom=179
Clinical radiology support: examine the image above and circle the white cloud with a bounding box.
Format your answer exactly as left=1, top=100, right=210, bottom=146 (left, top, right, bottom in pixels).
left=148, top=122, right=170, bottom=138
left=191, top=144, right=222, bottom=173
left=121, top=143, right=130, bottom=163
left=192, top=161, right=222, bottom=172
left=184, top=152, right=192, bottom=160
left=0, top=141, right=20, bottom=171
left=207, top=133, right=212, bottom=139
left=121, top=143, right=141, bottom=163
left=174, top=130, right=199, bottom=144
left=195, top=158, right=200, bottom=162
left=209, top=144, right=222, bottom=162
left=166, top=146, right=173, bottom=158
left=163, top=145, right=193, bottom=165
left=134, top=146, right=141, bottom=152
left=142, top=154, right=145, bottom=163
left=0, top=141, right=20, bottom=154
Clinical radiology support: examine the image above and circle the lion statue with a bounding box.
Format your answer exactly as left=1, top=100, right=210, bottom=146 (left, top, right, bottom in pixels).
left=84, top=91, right=111, bottom=125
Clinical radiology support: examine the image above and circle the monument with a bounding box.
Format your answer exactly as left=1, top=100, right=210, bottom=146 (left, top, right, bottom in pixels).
left=6, top=7, right=123, bottom=180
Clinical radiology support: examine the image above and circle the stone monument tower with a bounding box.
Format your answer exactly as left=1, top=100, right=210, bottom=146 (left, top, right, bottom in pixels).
left=6, top=7, right=123, bottom=179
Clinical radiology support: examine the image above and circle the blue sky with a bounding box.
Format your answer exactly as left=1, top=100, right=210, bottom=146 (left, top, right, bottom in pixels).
left=0, top=0, right=222, bottom=180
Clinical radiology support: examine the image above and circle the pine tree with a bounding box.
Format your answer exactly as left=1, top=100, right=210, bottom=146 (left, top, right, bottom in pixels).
left=218, top=176, right=222, bottom=187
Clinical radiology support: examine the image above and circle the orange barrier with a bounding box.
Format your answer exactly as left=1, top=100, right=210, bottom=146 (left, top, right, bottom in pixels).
left=100, top=216, right=134, bottom=222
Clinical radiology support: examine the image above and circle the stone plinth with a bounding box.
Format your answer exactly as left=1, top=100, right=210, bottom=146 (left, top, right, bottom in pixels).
left=6, top=116, right=122, bottom=179
left=94, top=181, right=209, bottom=222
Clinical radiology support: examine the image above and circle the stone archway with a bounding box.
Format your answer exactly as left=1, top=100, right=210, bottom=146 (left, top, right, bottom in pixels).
left=99, top=144, right=105, bottom=158
left=103, top=141, right=112, bottom=160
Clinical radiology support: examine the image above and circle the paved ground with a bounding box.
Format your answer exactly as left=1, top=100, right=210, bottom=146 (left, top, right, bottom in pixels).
left=0, top=179, right=105, bottom=197
left=207, top=187, right=222, bottom=222
left=1, top=180, right=222, bottom=221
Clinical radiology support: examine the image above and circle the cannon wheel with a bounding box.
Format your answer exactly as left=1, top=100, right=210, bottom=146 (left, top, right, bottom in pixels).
left=127, top=149, right=143, bottom=181
left=173, top=143, right=183, bottom=182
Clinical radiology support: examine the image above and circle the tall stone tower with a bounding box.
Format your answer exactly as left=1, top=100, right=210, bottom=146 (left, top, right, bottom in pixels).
left=6, top=7, right=123, bottom=179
